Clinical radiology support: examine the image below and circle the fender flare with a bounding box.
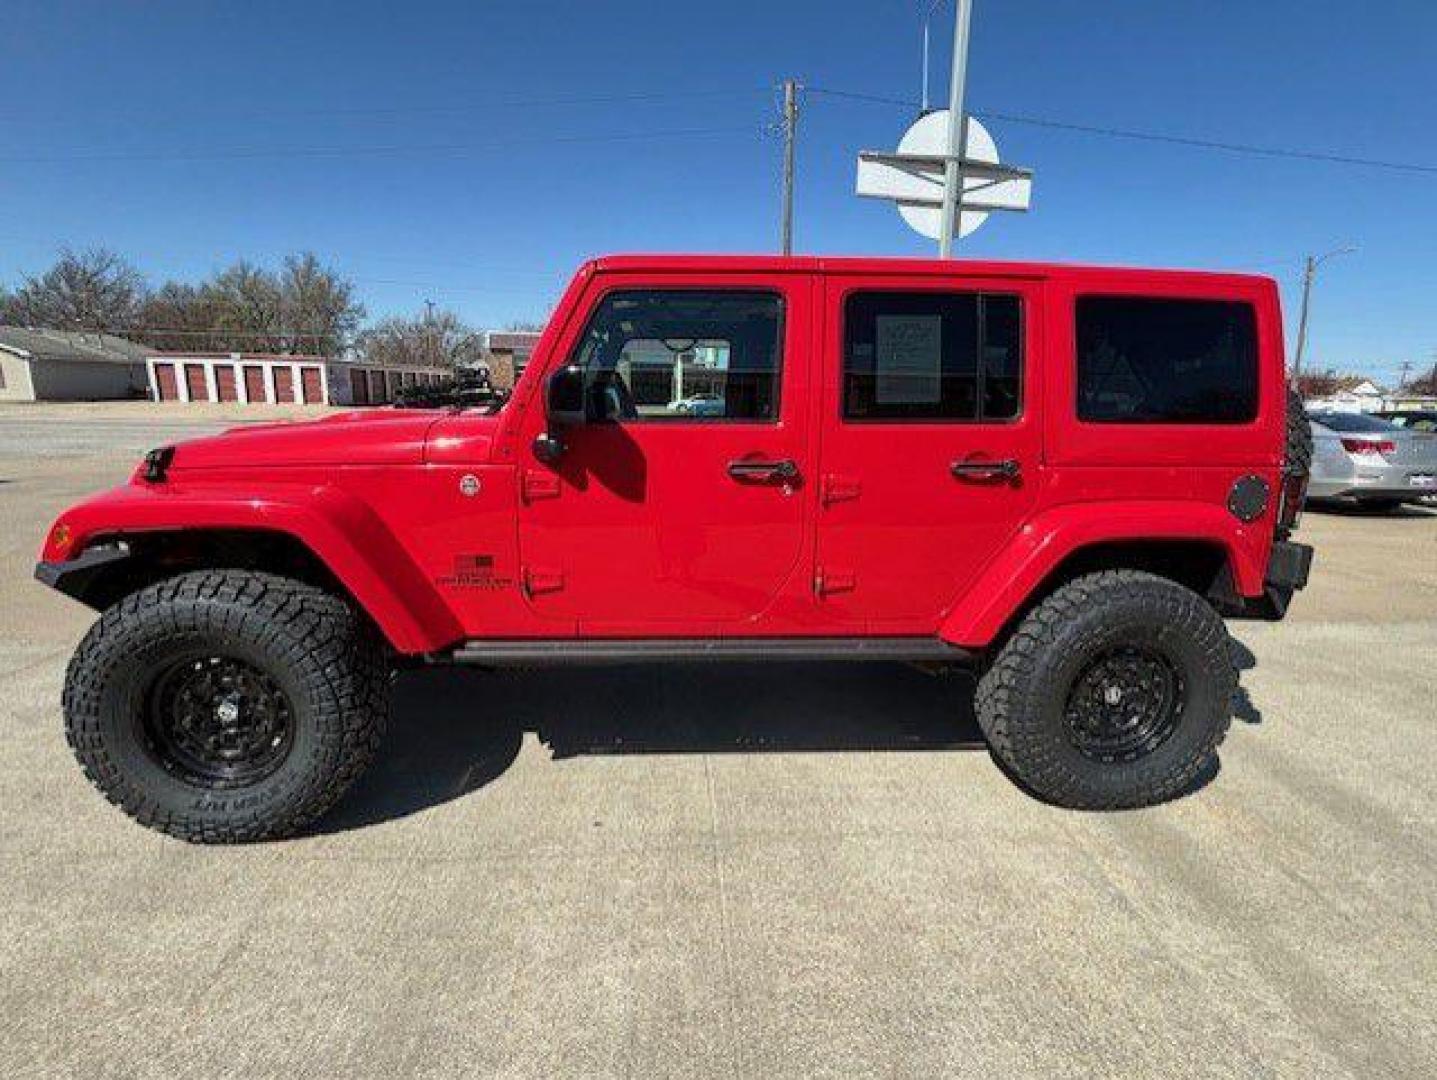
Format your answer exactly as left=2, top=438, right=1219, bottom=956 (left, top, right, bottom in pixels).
left=937, top=500, right=1267, bottom=648
left=42, top=480, right=463, bottom=654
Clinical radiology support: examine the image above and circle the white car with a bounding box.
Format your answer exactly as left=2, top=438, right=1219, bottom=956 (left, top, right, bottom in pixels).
left=1306, top=411, right=1437, bottom=510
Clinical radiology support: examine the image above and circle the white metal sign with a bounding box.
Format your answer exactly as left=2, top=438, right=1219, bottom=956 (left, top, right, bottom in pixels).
left=856, top=110, right=1033, bottom=241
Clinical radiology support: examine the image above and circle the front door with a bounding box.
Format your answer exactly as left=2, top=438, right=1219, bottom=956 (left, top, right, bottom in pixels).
left=814, top=274, right=1043, bottom=631
left=517, top=276, right=814, bottom=633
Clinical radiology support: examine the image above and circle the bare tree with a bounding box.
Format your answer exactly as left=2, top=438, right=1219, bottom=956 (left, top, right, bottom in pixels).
left=278, top=253, right=365, bottom=355
left=358, top=308, right=484, bottom=369
left=134, top=281, right=225, bottom=351
left=1408, top=364, right=1437, bottom=397
left=196, top=261, right=282, bottom=352
left=2, top=248, right=147, bottom=330
left=2, top=248, right=358, bottom=357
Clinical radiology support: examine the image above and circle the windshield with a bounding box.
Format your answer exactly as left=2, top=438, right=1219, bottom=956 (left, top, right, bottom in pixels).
left=1308, top=411, right=1398, bottom=434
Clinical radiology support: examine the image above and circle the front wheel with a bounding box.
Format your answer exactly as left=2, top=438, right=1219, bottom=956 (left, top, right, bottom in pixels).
left=975, top=570, right=1235, bottom=809
left=63, top=570, right=390, bottom=842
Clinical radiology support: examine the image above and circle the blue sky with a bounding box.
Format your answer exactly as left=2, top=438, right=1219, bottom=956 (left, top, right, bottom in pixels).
left=2, top=0, right=1433, bottom=380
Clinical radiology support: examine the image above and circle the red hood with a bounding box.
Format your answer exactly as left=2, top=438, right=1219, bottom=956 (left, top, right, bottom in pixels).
left=167, top=409, right=447, bottom=470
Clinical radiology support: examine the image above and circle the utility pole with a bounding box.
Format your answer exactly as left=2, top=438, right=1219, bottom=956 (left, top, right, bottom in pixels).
left=1292, top=245, right=1356, bottom=381
left=424, top=298, right=437, bottom=368
left=937, top=0, right=974, bottom=258
left=1398, top=360, right=1413, bottom=389
left=780, top=79, right=799, bottom=255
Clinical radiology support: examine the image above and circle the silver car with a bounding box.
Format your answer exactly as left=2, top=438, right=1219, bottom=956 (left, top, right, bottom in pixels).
left=1307, top=411, right=1437, bottom=509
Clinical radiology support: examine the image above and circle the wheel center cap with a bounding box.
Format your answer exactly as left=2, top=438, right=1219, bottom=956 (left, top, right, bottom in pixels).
left=1103, top=685, right=1123, bottom=706
left=215, top=697, right=241, bottom=725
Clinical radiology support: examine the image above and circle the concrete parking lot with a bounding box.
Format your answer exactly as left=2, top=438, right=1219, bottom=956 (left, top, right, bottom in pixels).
left=1, top=403, right=1434, bottom=1079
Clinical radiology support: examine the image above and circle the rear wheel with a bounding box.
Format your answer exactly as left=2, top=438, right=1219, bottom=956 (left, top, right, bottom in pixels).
left=975, top=570, right=1235, bottom=809
left=63, top=570, right=390, bottom=843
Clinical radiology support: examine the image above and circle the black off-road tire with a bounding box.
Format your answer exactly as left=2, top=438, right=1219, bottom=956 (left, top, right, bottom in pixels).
left=1286, top=385, right=1313, bottom=476
left=975, top=570, right=1235, bottom=809
left=63, top=570, right=390, bottom=843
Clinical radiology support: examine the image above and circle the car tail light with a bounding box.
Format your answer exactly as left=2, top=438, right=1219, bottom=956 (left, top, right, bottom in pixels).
left=1340, top=438, right=1395, bottom=455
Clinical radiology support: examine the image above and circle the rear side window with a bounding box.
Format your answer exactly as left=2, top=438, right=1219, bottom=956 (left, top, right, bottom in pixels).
left=843, top=291, right=1022, bottom=421
left=1076, top=297, right=1258, bottom=424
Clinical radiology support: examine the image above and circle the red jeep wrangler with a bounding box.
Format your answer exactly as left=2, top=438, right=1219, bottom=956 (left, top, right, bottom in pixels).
left=37, top=256, right=1314, bottom=842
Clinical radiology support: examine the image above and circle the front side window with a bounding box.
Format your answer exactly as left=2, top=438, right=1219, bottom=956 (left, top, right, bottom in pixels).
left=1076, top=296, right=1258, bottom=424
left=843, top=291, right=1022, bottom=421
left=567, top=290, right=782, bottom=422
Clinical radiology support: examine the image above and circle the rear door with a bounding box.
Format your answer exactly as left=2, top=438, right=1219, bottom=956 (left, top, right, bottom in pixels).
left=814, top=273, right=1043, bottom=631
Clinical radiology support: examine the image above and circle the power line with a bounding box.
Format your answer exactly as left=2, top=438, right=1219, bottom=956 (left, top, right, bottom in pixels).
left=0, top=124, right=761, bottom=165
left=807, top=86, right=1437, bottom=176
left=0, top=87, right=771, bottom=126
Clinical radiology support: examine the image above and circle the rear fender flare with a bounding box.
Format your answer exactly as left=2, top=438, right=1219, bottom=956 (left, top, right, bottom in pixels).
left=938, top=501, right=1266, bottom=648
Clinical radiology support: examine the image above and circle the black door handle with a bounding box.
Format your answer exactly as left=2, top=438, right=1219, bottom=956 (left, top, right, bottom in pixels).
left=727, top=458, right=799, bottom=482
left=950, top=458, right=1021, bottom=482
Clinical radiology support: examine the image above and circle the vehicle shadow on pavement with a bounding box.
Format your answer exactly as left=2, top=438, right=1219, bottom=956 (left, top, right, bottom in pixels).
left=313, top=663, right=984, bottom=835
left=1229, top=637, right=1262, bottom=726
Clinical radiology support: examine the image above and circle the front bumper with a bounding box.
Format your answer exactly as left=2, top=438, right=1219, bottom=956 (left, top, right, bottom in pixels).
left=34, top=543, right=131, bottom=606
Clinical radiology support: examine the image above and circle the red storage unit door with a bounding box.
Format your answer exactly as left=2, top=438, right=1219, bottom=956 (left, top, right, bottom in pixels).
left=215, top=365, right=238, bottom=402
left=274, top=367, right=294, bottom=402
left=243, top=365, right=266, bottom=402
left=300, top=366, right=323, bottom=404
left=154, top=363, right=178, bottom=400
left=350, top=367, right=370, bottom=405
left=184, top=364, right=209, bottom=402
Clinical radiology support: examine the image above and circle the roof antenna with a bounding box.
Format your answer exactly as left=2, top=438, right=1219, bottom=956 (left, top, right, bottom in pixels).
left=921, top=0, right=944, bottom=114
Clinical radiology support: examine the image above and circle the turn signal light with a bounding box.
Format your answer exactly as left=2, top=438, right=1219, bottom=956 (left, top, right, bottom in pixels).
left=1340, top=438, right=1395, bottom=455
left=51, top=522, right=73, bottom=553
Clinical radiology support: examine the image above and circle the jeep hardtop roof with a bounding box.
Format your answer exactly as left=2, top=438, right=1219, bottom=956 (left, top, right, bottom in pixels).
left=580, top=254, right=1275, bottom=291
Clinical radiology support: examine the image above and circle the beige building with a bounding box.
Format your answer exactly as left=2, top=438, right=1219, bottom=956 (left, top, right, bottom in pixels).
left=483, top=331, right=542, bottom=389
left=0, top=327, right=150, bottom=402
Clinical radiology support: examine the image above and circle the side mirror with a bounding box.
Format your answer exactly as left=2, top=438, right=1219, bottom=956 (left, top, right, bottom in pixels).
left=546, top=364, right=586, bottom=427
left=531, top=430, right=565, bottom=464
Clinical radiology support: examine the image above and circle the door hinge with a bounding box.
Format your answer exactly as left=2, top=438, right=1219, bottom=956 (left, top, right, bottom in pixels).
left=814, top=568, right=856, bottom=596
left=521, top=469, right=562, bottom=504
left=522, top=567, right=565, bottom=597
left=820, top=474, right=861, bottom=507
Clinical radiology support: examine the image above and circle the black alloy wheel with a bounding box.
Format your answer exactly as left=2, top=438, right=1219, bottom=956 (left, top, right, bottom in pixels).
left=143, top=654, right=296, bottom=787
left=1062, top=645, right=1184, bottom=764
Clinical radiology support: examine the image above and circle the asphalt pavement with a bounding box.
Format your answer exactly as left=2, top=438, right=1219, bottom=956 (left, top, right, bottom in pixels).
left=1, top=406, right=1434, bottom=1079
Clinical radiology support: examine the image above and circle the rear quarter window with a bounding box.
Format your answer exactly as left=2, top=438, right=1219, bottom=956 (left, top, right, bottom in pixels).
left=1076, top=296, right=1258, bottom=424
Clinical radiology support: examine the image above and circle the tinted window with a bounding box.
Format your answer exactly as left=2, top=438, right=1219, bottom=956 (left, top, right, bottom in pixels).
left=1076, top=297, right=1258, bottom=423
left=843, top=292, right=1022, bottom=421
left=1307, top=411, right=1397, bottom=433
left=569, top=291, right=782, bottom=421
